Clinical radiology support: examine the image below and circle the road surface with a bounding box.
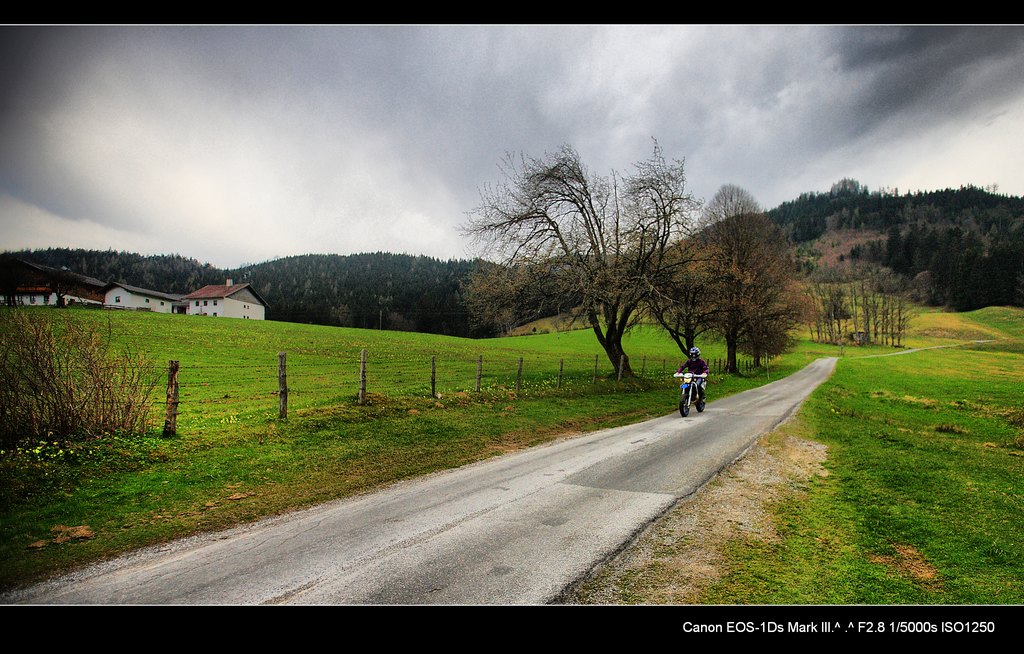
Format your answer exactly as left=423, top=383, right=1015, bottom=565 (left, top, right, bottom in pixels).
left=4, top=357, right=838, bottom=605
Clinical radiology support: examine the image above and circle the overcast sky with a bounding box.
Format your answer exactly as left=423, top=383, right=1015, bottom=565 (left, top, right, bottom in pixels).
left=2, top=25, right=1023, bottom=269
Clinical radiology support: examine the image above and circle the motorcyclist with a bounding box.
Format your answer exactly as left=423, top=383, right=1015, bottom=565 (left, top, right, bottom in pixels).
left=675, top=347, right=709, bottom=403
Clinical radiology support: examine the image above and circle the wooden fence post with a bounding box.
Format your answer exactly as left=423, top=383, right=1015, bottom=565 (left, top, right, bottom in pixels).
left=359, top=348, right=367, bottom=404
left=476, top=355, right=482, bottom=392
left=431, top=355, right=437, bottom=398
left=515, top=357, right=523, bottom=392
left=162, top=360, right=179, bottom=437
left=278, top=352, right=288, bottom=419
left=557, top=358, right=564, bottom=389
left=593, top=354, right=599, bottom=383
left=640, top=355, right=646, bottom=378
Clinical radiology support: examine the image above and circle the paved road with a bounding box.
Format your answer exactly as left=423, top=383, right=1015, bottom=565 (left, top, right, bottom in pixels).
left=4, top=357, right=837, bottom=605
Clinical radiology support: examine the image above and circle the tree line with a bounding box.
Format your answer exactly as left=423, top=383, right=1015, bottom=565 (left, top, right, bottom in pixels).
left=769, top=180, right=1024, bottom=245
left=850, top=223, right=1024, bottom=311
left=806, top=266, right=912, bottom=347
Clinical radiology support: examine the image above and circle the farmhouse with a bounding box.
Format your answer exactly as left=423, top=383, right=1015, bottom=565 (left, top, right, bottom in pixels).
left=103, top=282, right=185, bottom=314
left=0, top=257, right=105, bottom=307
left=181, top=279, right=267, bottom=320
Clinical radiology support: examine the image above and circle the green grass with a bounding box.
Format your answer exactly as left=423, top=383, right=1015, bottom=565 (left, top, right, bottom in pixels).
left=693, top=306, right=1024, bottom=604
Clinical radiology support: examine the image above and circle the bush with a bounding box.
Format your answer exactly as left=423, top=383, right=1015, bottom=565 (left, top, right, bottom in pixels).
left=0, top=309, right=158, bottom=448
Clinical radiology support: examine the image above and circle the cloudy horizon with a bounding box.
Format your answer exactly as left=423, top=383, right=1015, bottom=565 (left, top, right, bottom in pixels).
left=2, top=25, right=1023, bottom=269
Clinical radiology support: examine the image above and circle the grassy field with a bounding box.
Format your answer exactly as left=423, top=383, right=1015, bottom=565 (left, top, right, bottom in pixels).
left=1, top=305, right=1017, bottom=595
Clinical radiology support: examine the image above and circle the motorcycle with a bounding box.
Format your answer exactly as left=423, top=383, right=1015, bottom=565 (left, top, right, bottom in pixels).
left=673, top=371, right=707, bottom=417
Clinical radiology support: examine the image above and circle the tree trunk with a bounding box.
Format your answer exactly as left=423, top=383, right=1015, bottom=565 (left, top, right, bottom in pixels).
left=725, top=330, right=739, bottom=373
left=589, top=307, right=634, bottom=377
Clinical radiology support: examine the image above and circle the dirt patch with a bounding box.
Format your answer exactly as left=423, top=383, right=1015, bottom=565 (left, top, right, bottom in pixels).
left=563, top=424, right=829, bottom=604
left=870, top=545, right=942, bottom=589
left=27, top=525, right=96, bottom=550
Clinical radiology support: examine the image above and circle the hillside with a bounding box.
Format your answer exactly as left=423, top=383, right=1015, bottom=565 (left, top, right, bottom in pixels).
left=769, top=182, right=1024, bottom=311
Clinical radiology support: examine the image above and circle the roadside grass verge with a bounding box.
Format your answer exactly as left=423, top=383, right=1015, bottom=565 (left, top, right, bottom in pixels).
left=693, top=318, right=1024, bottom=604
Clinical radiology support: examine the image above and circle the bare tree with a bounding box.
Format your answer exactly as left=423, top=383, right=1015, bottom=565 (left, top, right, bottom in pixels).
left=700, top=183, right=762, bottom=228
left=808, top=264, right=914, bottom=347
left=463, top=260, right=569, bottom=336
left=463, top=143, right=700, bottom=376
left=648, top=239, right=718, bottom=353
left=700, top=186, right=803, bottom=373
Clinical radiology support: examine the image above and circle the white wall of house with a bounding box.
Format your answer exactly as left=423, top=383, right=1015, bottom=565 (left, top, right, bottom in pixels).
left=15, top=293, right=54, bottom=306
left=223, top=296, right=265, bottom=320
left=186, top=298, right=219, bottom=316
left=186, top=296, right=265, bottom=320
left=16, top=292, right=101, bottom=306
left=104, top=287, right=175, bottom=313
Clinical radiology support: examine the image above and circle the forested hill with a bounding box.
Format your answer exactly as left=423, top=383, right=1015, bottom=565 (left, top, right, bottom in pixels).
left=235, top=253, right=478, bottom=336
left=768, top=181, right=1024, bottom=310
left=5, top=248, right=483, bottom=337
left=769, top=180, right=1024, bottom=243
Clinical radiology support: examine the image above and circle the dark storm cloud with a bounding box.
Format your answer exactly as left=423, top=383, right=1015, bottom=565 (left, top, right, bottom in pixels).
left=0, top=27, right=109, bottom=219
left=831, top=26, right=1024, bottom=135
left=1, top=25, right=1022, bottom=267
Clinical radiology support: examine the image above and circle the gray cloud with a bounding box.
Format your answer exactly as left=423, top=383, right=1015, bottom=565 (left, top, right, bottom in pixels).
left=2, top=25, right=1022, bottom=268
left=832, top=26, right=1024, bottom=133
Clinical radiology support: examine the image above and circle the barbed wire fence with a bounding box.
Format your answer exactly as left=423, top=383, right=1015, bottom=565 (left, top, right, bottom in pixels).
left=157, top=350, right=767, bottom=436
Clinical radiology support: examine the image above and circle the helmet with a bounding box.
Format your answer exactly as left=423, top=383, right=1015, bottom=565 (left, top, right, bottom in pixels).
left=689, top=347, right=701, bottom=360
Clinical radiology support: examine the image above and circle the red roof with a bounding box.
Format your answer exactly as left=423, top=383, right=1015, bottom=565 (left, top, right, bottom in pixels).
left=181, top=283, right=266, bottom=306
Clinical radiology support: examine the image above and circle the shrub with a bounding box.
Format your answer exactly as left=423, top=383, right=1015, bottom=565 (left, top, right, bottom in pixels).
left=0, top=309, right=158, bottom=448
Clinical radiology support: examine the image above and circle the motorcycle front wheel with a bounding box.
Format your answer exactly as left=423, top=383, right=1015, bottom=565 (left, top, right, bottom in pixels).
left=679, top=396, right=690, bottom=417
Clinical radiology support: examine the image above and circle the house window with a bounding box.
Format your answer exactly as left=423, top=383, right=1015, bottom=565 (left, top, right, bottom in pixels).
left=195, top=301, right=200, bottom=306
left=204, top=300, right=208, bottom=306
left=115, top=296, right=121, bottom=303
left=213, top=313, right=218, bottom=317
left=145, top=298, right=150, bottom=303
left=213, top=300, right=218, bottom=306
left=160, top=301, right=164, bottom=306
